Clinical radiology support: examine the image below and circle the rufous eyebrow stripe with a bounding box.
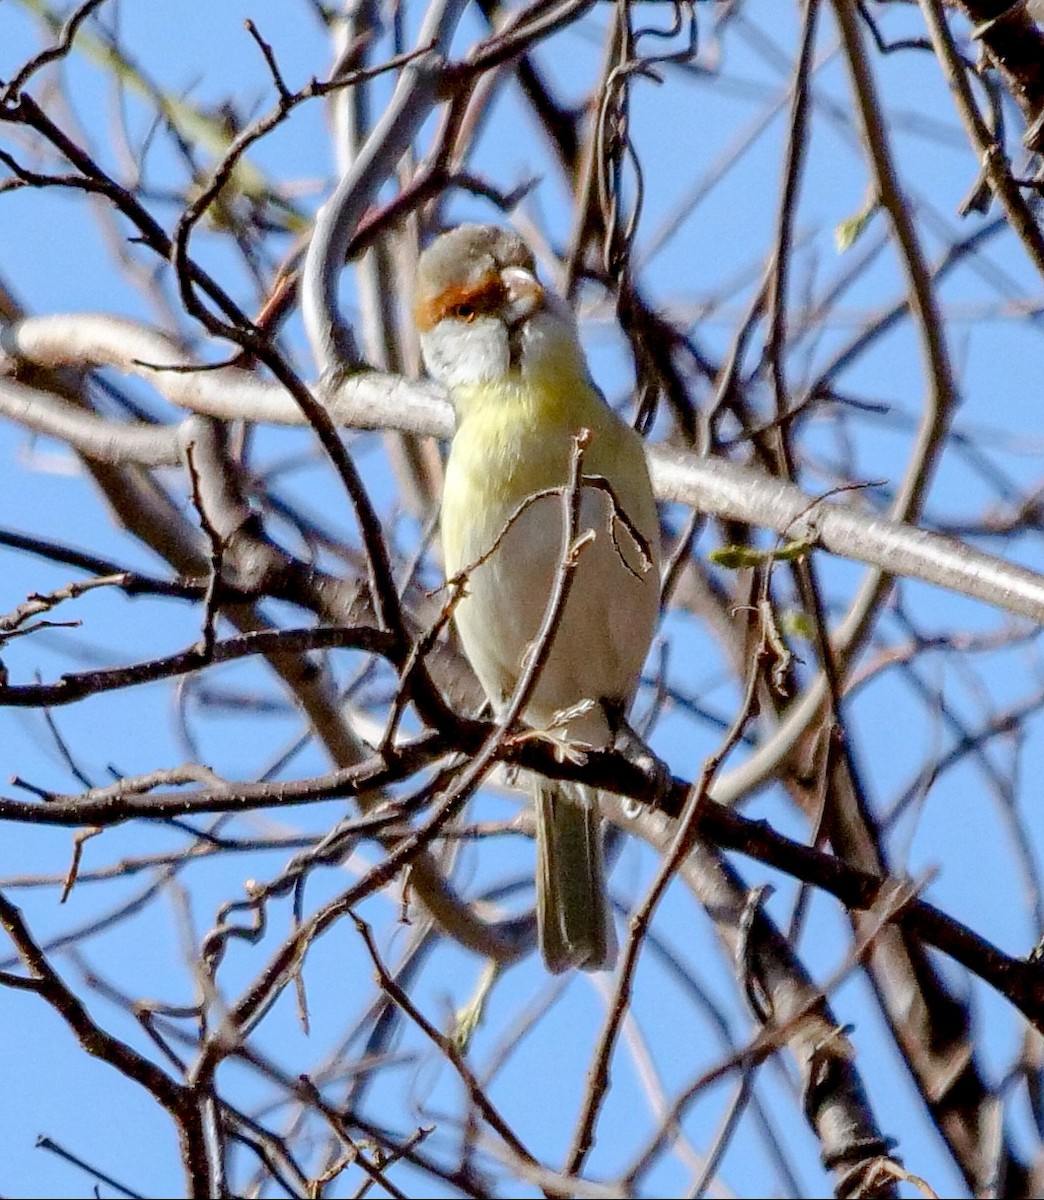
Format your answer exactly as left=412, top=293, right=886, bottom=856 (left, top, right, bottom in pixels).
left=414, top=276, right=507, bottom=332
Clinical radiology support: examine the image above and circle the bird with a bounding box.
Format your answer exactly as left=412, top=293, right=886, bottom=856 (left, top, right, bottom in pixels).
left=414, top=224, right=661, bottom=972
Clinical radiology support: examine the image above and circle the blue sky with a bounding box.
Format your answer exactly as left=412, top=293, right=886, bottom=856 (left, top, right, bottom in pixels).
left=3, top=1, right=1044, bottom=1196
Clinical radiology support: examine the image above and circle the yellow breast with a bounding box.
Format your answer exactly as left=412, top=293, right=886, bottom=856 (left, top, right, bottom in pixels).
left=441, top=368, right=657, bottom=578
left=440, top=366, right=660, bottom=730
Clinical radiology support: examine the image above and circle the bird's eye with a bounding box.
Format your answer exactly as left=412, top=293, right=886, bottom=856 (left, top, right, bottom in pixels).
left=453, top=303, right=477, bottom=322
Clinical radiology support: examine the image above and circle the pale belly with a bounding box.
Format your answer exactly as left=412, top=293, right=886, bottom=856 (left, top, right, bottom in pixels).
left=446, top=486, right=659, bottom=746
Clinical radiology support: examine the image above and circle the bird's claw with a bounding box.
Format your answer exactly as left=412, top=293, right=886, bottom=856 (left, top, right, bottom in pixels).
left=511, top=726, right=590, bottom=766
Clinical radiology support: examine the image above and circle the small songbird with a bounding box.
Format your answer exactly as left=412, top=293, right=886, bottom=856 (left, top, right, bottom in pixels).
left=414, top=224, right=661, bottom=972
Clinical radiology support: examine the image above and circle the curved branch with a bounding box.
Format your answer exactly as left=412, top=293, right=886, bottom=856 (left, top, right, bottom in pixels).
left=919, top=0, right=1044, bottom=279
left=0, top=311, right=448, bottom=433
left=301, top=0, right=469, bottom=373
left=4, top=313, right=1044, bottom=628
left=0, top=373, right=181, bottom=465
left=718, top=0, right=964, bottom=801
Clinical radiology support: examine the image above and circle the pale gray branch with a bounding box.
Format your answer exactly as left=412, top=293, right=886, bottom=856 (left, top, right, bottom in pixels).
left=301, top=0, right=469, bottom=375
left=0, top=373, right=181, bottom=465
left=0, top=311, right=448, bottom=438
left=4, top=313, right=1043, bottom=633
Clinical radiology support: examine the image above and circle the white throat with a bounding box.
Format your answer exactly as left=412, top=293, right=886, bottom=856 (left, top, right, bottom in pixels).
left=419, top=293, right=587, bottom=393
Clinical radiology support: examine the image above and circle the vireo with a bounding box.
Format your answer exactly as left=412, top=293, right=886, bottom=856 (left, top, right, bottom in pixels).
left=415, top=224, right=660, bottom=972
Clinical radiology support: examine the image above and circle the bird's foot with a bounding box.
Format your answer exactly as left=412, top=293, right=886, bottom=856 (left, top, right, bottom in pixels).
left=511, top=726, right=591, bottom=766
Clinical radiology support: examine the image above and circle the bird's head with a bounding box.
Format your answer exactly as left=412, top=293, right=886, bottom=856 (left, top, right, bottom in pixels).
left=414, top=224, right=584, bottom=393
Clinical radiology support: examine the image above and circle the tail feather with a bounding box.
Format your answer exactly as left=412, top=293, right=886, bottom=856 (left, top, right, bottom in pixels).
left=535, top=781, right=616, bottom=973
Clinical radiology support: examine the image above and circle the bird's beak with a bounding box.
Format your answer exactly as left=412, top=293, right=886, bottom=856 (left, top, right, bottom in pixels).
left=500, top=266, right=545, bottom=327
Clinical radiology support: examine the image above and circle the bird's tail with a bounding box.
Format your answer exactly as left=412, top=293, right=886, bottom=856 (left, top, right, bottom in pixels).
left=534, top=780, right=616, bottom=973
